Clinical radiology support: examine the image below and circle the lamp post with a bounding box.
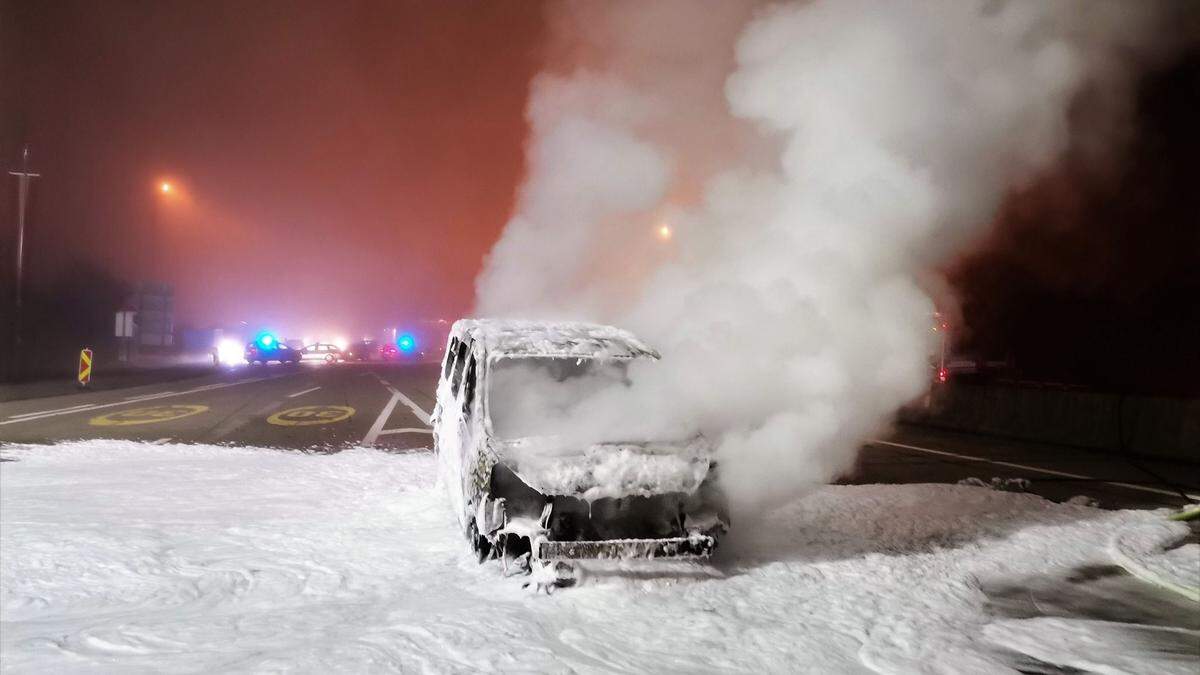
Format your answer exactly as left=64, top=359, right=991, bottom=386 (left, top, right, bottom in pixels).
left=153, top=179, right=178, bottom=278
left=8, top=145, right=40, bottom=378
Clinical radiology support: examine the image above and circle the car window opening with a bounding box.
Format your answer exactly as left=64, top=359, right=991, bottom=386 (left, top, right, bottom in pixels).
left=487, top=356, right=632, bottom=442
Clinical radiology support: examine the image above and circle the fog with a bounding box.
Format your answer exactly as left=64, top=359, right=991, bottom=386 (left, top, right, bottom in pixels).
left=2, top=1, right=543, bottom=338
left=476, top=0, right=1177, bottom=513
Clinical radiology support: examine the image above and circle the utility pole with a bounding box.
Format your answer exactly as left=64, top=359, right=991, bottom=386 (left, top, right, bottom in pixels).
left=8, top=145, right=40, bottom=379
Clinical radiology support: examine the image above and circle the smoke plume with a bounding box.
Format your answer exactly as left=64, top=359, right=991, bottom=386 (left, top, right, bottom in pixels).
left=476, top=0, right=1177, bottom=513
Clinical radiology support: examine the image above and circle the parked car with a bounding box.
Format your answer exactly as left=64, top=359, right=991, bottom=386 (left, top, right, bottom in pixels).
left=244, top=339, right=301, bottom=365
left=432, top=319, right=728, bottom=586
left=302, top=343, right=344, bottom=363
left=343, top=339, right=378, bottom=361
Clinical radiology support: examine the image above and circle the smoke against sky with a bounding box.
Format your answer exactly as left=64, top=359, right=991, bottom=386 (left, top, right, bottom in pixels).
left=476, top=0, right=1187, bottom=512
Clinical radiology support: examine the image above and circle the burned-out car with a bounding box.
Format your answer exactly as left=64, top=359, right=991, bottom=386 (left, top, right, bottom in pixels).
left=432, top=319, right=728, bottom=579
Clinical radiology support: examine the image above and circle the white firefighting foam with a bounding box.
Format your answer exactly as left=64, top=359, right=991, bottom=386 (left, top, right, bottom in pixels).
left=2, top=441, right=1195, bottom=673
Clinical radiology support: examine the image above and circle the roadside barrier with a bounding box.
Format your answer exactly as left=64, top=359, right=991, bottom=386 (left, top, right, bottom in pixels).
left=901, top=383, right=1199, bottom=462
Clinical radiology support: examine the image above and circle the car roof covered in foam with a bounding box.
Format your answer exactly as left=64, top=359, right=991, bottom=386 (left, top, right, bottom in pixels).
left=451, top=319, right=659, bottom=360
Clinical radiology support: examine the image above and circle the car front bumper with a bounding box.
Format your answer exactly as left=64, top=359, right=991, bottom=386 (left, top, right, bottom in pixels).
left=536, top=534, right=715, bottom=561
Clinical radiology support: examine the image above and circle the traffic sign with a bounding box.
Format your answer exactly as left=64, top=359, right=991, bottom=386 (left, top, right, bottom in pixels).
left=77, top=348, right=93, bottom=387
left=267, top=405, right=354, bottom=426
left=115, top=311, right=135, bottom=337
left=90, top=404, right=208, bottom=426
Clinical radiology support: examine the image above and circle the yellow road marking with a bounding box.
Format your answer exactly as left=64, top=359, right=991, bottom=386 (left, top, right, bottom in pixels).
left=90, top=404, right=209, bottom=427
left=267, top=405, right=354, bottom=427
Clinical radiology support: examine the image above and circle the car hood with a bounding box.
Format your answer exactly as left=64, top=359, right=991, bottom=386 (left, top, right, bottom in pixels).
left=495, top=436, right=712, bottom=502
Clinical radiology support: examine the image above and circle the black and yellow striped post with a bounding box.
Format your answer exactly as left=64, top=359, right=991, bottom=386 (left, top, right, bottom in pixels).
left=77, top=348, right=93, bottom=388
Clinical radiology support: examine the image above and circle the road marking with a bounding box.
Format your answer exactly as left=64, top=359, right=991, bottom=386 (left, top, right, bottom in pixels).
left=7, top=403, right=96, bottom=419
left=287, top=386, right=322, bottom=398
left=363, top=391, right=403, bottom=446
left=124, top=391, right=175, bottom=401
left=369, top=373, right=431, bottom=425
left=268, top=405, right=354, bottom=426
left=150, top=438, right=172, bottom=445
left=869, top=439, right=1200, bottom=501
left=376, top=427, right=434, bottom=436
left=90, top=405, right=209, bottom=427
left=0, top=374, right=293, bottom=426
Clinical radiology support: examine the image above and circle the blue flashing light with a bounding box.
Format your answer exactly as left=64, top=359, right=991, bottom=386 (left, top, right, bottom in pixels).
left=257, top=333, right=276, bottom=348
left=397, top=334, right=416, bottom=352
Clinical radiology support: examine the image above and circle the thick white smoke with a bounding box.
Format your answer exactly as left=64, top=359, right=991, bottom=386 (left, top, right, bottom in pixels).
left=476, top=0, right=1173, bottom=513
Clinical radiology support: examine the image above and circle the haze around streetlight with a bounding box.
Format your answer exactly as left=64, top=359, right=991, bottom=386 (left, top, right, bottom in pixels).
left=2, top=1, right=543, bottom=338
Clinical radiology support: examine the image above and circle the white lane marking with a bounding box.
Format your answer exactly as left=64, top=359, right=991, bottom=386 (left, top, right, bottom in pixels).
left=287, top=386, right=322, bottom=398
left=869, top=439, right=1200, bottom=501
left=7, top=403, right=96, bottom=419
left=376, top=428, right=434, bottom=436
left=150, top=438, right=171, bottom=445
left=395, top=390, right=431, bottom=426
left=363, top=391, right=403, bottom=447
left=0, top=374, right=294, bottom=426
left=370, top=373, right=431, bottom=425
left=125, top=391, right=175, bottom=401
left=362, top=369, right=434, bottom=444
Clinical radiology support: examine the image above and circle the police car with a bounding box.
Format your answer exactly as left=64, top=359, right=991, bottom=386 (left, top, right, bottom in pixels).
left=302, top=343, right=344, bottom=363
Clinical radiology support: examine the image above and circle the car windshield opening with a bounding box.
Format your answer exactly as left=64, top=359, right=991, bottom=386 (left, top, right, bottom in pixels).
left=488, top=356, right=631, bottom=442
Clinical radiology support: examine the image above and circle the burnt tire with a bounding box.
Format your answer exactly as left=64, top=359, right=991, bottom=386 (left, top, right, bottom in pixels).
left=498, top=534, right=532, bottom=576
left=467, top=521, right=492, bottom=564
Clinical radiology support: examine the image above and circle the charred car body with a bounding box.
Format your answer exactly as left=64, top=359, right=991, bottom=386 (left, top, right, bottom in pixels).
left=432, top=319, right=728, bottom=575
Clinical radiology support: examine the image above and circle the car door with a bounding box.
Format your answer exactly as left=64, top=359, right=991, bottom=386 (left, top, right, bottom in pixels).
left=434, top=339, right=476, bottom=527
left=456, top=352, right=491, bottom=522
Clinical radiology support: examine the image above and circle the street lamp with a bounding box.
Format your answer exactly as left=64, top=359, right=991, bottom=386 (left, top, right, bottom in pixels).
left=657, top=224, right=672, bottom=241
left=8, top=145, right=40, bottom=377
left=150, top=178, right=184, bottom=278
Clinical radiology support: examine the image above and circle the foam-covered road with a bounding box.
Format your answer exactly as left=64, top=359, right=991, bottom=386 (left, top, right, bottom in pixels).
left=1, top=443, right=1196, bottom=673
left=0, top=362, right=440, bottom=452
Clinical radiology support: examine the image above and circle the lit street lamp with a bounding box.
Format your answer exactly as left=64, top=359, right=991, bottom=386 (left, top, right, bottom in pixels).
left=151, top=178, right=182, bottom=278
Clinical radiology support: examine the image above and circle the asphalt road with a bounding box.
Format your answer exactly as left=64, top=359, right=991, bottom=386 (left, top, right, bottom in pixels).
left=0, top=361, right=440, bottom=453
left=1, top=363, right=1196, bottom=511
left=859, top=427, right=1199, bottom=511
